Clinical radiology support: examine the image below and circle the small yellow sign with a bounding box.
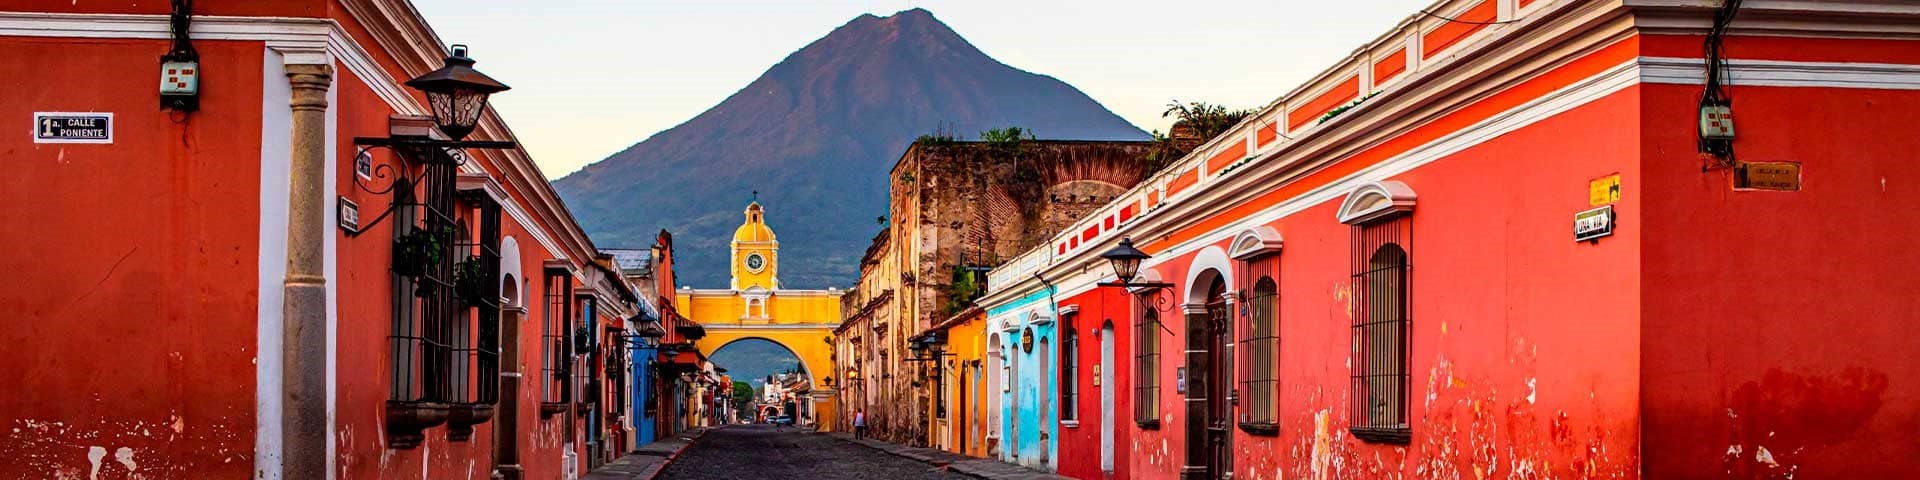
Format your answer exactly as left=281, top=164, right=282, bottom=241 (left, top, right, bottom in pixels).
left=1735, top=162, right=1802, bottom=191
left=1589, top=174, right=1622, bottom=206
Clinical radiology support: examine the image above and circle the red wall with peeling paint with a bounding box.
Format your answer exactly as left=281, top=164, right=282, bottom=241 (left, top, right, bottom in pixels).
left=1126, top=85, right=1646, bottom=480
left=1638, top=79, right=1920, bottom=478
left=0, top=38, right=265, bottom=479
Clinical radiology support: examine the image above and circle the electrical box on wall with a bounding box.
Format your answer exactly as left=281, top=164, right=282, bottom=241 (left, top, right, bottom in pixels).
left=1699, top=104, right=1735, bottom=140
left=160, top=60, right=199, bottom=96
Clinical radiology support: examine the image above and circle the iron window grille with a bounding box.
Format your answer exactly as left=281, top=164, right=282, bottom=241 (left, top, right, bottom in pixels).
left=1061, top=314, right=1079, bottom=422
left=541, top=268, right=574, bottom=416
left=443, top=191, right=502, bottom=441
left=1349, top=215, right=1412, bottom=444
left=384, top=151, right=474, bottom=447
left=1238, top=254, right=1280, bottom=434
left=575, top=295, right=598, bottom=410
left=1133, top=307, right=1161, bottom=428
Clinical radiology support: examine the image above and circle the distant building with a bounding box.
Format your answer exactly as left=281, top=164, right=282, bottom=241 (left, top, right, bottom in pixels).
left=833, top=138, right=1158, bottom=451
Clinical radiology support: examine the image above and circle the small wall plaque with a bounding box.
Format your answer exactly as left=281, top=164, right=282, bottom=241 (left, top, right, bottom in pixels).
left=34, top=112, right=113, bottom=144
left=1589, top=173, right=1621, bottom=206
left=1735, top=162, right=1801, bottom=191
left=338, top=197, right=360, bottom=233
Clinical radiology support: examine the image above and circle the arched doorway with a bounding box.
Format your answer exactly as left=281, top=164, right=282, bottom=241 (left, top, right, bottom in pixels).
left=986, top=332, right=1003, bottom=458
left=1099, top=320, right=1116, bottom=473
left=1184, top=245, right=1234, bottom=480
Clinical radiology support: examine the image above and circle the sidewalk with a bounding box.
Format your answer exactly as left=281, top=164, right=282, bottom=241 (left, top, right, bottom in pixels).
left=584, top=428, right=707, bottom=480
left=825, top=431, right=1069, bottom=480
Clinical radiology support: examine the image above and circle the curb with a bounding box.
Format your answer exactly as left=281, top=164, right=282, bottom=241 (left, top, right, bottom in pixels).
left=834, top=435, right=984, bottom=479
left=636, top=427, right=709, bottom=480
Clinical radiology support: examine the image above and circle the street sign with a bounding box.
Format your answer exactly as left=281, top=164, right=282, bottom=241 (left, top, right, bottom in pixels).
left=1735, top=162, right=1801, bottom=191
left=33, top=112, right=113, bottom=144
left=1575, top=205, right=1615, bottom=242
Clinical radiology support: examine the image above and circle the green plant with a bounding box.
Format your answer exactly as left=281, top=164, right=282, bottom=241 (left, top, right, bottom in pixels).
left=1318, top=93, right=1378, bottom=125
left=897, top=172, right=916, bottom=185
left=941, top=265, right=983, bottom=316
left=453, top=257, right=488, bottom=306
left=1163, top=100, right=1255, bottom=141
left=392, top=225, right=448, bottom=279
left=914, top=133, right=958, bottom=147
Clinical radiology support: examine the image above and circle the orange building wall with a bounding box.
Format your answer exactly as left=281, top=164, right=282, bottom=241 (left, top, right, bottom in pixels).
left=0, top=38, right=266, bottom=478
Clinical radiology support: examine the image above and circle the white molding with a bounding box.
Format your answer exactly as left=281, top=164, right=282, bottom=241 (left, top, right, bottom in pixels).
left=1335, top=181, right=1417, bottom=225
left=1640, top=56, right=1920, bottom=90
left=1181, top=246, right=1233, bottom=307
left=255, top=46, right=292, bottom=480
left=1226, top=226, right=1284, bottom=260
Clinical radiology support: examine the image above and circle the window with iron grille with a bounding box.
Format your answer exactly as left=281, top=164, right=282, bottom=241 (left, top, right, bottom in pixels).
left=1239, top=254, right=1280, bottom=434
left=1349, top=215, right=1411, bottom=443
left=456, top=193, right=502, bottom=411
left=576, top=295, right=597, bottom=409
left=541, top=268, right=573, bottom=413
left=388, top=157, right=462, bottom=407
left=1133, top=307, right=1160, bottom=427
left=1061, top=314, right=1079, bottom=422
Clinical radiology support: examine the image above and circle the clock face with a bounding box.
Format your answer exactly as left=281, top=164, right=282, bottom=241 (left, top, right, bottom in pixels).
left=745, top=253, right=765, bottom=272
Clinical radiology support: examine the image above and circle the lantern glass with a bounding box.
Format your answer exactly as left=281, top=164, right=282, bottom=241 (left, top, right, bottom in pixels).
left=403, top=44, right=509, bottom=141
left=426, top=87, right=490, bottom=141
left=1101, top=237, right=1151, bottom=285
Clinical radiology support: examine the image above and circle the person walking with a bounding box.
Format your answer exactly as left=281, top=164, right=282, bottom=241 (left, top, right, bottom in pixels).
left=854, top=409, right=868, bottom=440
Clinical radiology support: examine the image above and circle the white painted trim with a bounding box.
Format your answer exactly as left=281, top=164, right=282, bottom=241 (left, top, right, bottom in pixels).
left=322, top=60, right=340, bottom=480
left=255, top=46, right=292, bottom=480
left=1335, top=181, right=1417, bottom=225
left=1226, top=226, right=1284, bottom=260
left=1181, top=246, right=1233, bottom=307
left=1641, top=57, right=1920, bottom=90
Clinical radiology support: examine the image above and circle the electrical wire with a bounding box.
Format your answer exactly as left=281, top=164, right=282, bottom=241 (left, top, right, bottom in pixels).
left=1698, top=0, right=1743, bottom=166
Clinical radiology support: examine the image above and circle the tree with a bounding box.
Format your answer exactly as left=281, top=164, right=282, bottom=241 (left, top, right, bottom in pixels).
left=1147, top=100, right=1256, bottom=171
left=731, top=381, right=753, bottom=415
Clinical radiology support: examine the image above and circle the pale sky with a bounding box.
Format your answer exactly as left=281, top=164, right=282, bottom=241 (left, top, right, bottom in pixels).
left=411, top=0, right=1434, bottom=179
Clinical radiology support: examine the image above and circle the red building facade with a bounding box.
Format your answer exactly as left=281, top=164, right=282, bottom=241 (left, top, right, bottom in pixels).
left=0, top=1, right=642, bottom=479
left=981, top=0, right=1919, bottom=478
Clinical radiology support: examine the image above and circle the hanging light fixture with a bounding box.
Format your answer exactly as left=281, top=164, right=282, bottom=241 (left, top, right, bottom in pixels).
left=404, top=44, right=509, bottom=141
left=1099, top=237, right=1151, bottom=285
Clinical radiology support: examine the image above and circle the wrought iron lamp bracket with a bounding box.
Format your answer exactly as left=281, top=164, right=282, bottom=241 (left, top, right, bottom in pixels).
left=1098, top=280, right=1178, bottom=335
left=343, top=137, right=515, bottom=238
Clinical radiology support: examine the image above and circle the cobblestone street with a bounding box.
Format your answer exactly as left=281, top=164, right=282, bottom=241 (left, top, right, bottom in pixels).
left=657, top=425, right=970, bottom=479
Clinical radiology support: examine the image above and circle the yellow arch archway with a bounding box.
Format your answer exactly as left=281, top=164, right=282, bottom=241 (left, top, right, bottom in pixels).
left=694, top=325, right=841, bottom=430
left=695, top=328, right=836, bottom=383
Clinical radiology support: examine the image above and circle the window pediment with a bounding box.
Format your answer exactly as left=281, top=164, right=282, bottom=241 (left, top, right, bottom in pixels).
left=1336, top=181, right=1417, bottom=225
left=1228, top=226, right=1284, bottom=260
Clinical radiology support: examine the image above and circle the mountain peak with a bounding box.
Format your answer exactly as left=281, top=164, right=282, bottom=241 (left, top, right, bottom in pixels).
left=554, top=8, right=1146, bottom=288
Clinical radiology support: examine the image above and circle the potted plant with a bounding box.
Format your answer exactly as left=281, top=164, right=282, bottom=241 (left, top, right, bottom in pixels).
left=392, top=226, right=445, bottom=278
left=453, top=257, right=488, bottom=306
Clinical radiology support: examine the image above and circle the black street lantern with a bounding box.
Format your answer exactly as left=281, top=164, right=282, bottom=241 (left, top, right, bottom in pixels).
left=1100, top=237, right=1152, bottom=285
left=405, top=44, right=509, bottom=141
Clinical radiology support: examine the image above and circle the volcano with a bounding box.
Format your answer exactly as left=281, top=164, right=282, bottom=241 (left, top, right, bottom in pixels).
left=553, top=8, right=1146, bottom=288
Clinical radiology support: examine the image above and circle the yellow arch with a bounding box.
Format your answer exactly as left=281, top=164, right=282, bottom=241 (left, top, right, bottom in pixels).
left=693, top=326, right=837, bottom=384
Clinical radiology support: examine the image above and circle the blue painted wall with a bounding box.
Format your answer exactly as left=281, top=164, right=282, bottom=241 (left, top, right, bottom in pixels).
left=630, top=345, right=657, bottom=447
left=986, top=288, right=1059, bottom=471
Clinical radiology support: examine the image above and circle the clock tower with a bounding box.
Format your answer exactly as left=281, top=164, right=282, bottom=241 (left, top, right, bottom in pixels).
left=730, top=201, right=779, bottom=291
